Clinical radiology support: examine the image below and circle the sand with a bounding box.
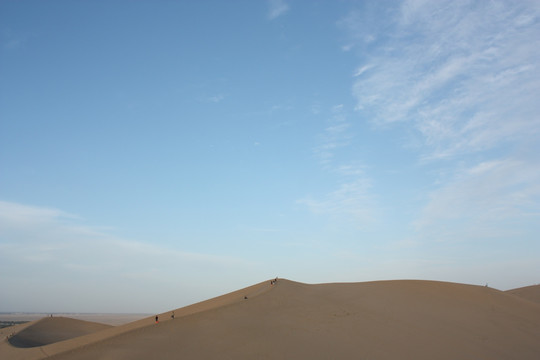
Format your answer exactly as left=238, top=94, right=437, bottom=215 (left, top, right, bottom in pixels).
left=7, top=317, right=111, bottom=348
left=1, top=279, right=540, bottom=360
left=506, top=284, right=540, bottom=304
left=0, top=314, right=148, bottom=326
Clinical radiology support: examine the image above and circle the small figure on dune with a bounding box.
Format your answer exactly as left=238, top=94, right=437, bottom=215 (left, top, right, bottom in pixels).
left=171, top=312, right=175, bottom=320
left=155, top=315, right=159, bottom=324
left=244, top=296, right=248, bottom=300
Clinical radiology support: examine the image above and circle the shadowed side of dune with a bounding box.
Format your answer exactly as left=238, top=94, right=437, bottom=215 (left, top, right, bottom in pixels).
left=506, top=284, right=540, bottom=304
left=8, top=317, right=111, bottom=348
left=46, top=279, right=540, bottom=360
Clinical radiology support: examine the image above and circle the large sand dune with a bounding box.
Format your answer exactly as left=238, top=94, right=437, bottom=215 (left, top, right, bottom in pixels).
left=2, top=279, right=540, bottom=359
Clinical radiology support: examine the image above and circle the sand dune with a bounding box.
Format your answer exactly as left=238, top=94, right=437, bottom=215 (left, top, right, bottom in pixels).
left=0, top=313, right=148, bottom=326
left=2, top=279, right=540, bottom=360
left=506, top=284, right=540, bottom=304
left=8, top=317, right=111, bottom=348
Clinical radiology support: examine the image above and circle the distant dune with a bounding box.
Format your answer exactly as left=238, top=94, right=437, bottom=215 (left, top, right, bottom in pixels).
left=0, top=313, right=148, bottom=326
left=506, top=284, right=540, bottom=304
left=7, top=317, right=111, bottom=348
left=2, top=279, right=540, bottom=360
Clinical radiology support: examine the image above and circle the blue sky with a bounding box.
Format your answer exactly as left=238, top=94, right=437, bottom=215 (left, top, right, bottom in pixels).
left=1, top=0, right=539, bottom=313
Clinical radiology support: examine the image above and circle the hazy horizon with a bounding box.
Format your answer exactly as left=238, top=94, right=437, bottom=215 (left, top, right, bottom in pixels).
left=1, top=0, right=539, bottom=314
left=0, top=280, right=538, bottom=314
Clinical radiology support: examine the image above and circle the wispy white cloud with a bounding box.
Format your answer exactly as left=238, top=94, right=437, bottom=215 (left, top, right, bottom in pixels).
left=0, top=201, right=77, bottom=224
left=341, top=44, right=354, bottom=52
left=415, top=158, right=540, bottom=242
left=268, top=0, right=289, bottom=20
left=313, top=104, right=352, bottom=166
left=339, top=1, right=540, bottom=245
left=298, top=177, right=376, bottom=227
left=199, top=94, right=225, bottom=103
left=345, top=0, right=540, bottom=159
left=299, top=105, right=377, bottom=227
left=0, top=201, right=250, bottom=312
left=207, top=94, right=225, bottom=103
left=353, top=64, right=373, bottom=77
left=0, top=201, right=245, bottom=269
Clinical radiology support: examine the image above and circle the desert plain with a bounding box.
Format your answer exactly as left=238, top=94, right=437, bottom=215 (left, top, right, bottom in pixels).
left=1, top=278, right=540, bottom=360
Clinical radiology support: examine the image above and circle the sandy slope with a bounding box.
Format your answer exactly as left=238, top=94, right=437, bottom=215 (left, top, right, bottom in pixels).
left=506, top=284, right=540, bottom=304
left=0, top=280, right=272, bottom=360
left=2, top=279, right=540, bottom=360
left=8, top=317, right=111, bottom=348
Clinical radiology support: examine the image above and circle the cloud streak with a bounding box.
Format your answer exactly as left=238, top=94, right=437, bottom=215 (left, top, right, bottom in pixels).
left=346, top=0, right=540, bottom=160
left=415, top=158, right=540, bottom=242
left=268, top=0, right=289, bottom=20
left=340, top=1, right=540, bottom=245
left=0, top=201, right=251, bottom=312
left=300, top=105, right=377, bottom=228
left=313, top=105, right=352, bottom=166
left=298, top=177, right=376, bottom=227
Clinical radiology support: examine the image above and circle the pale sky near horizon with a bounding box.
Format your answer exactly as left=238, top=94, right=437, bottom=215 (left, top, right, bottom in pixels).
left=1, top=0, right=539, bottom=313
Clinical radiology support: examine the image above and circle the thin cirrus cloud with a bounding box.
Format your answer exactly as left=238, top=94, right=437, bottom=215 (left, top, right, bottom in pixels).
left=348, top=0, right=540, bottom=160
left=268, top=0, right=289, bottom=20
left=299, top=105, right=377, bottom=228
left=341, top=0, right=540, bottom=241
left=298, top=177, right=375, bottom=226
left=0, top=201, right=245, bottom=270
left=0, top=201, right=250, bottom=312
left=313, top=104, right=352, bottom=166
left=207, top=94, right=225, bottom=103
left=415, top=158, right=540, bottom=242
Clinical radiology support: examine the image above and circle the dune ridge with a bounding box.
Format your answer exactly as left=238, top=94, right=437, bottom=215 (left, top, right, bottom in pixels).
left=506, top=284, right=540, bottom=304
left=2, top=279, right=540, bottom=360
